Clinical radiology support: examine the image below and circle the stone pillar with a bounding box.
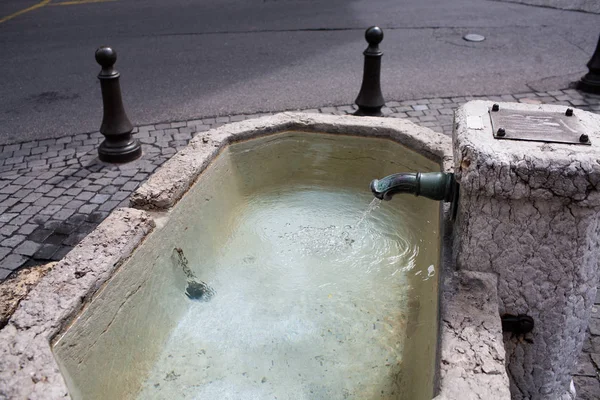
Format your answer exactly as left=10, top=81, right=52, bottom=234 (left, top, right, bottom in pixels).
left=453, top=101, right=600, bottom=399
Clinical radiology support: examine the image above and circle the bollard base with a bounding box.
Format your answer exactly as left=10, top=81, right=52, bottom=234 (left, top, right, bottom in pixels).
left=353, top=106, right=383, bottom=117
left=577, top=72, right=600, bottom=94
left=98, top=139, right=142, bottom=163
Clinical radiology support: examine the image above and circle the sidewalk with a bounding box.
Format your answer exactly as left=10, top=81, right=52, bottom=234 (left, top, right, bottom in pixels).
left=0, top=88, right=599, bottom=397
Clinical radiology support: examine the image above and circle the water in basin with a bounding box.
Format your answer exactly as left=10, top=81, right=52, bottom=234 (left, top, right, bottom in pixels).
left=53, top=132, right=441, bottom=400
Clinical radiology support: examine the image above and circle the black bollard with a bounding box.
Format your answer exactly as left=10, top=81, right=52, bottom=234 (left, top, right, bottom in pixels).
left=577, top=34, right=600, bottom=94
left=354, top=26, right=385, bottom=117
left=95, top=46, right=142, bottom=163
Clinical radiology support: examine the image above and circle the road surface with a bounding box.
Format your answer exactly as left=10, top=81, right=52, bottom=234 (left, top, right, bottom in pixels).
left=0, top=0, right=598, bottom=144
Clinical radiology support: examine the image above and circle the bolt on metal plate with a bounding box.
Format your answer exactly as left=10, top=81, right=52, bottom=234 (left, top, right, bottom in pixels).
left=489, top=107, right=590, bottom=145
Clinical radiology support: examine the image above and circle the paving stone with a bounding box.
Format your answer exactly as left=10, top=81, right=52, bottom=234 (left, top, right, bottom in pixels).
left=50, top=196, right=71, bottom=206
left=63, top=231, right=90, bottom=247
left=87, top=211, right=109, bottom=224
left=33, top=196, right=54, bottom=207
left=590, top=318, right=600, bottom=336
left=13, top=176, right=34, bottom=185
left=98, top=185, right=119, bottom=195
left=1, top=234, right=25, bottom=247
left=31, top=214, right=51, bottom=225
left=14, top=241, right=41, bottom=256
left=13, top=188, right=33, bottom=199
left=111, top=177, right=129, bottom=186
left=122, top=181, right=140, bottom=191
left=78, top=222, right=99, bottom=235
left=13, top=148, right=31, bottom=157
left=63, top=187, right=83, bottom=197
left=57, top=137, right=73, bottom=145
left=6, top=203, right=25, bottom=216
left=44, top=233, right=69, bottom=245
left=575, top=353, right=598, bottom=377
left=570, top=99, right=588, bottom=106
left=0, top=246, right=11, bottom=259
left=120, top=169, right=139, bottom=177
left=45, top=188, right=66, bottom=198
left=46, top=176, right=63, bottom=185
left=75, top=191, right=95, bottom=201
left=11, top=215, right=30, bottom=226
left=17, top=224, right=38, bottom=235
left=74, top=179, right=93, bottom=188
left=93, top=178, right=112, bottom=186
left=53, top=208, right=77, bottom=221
left=85, top=185, right=102, bottom=192
left=0, top=254, right=27, bottom=271
left=34, top=184, right=54, bottom=194
left=591, top=354, right=600, bottom=370
left=98, top=200, right=120, bottom=212
left=0, top=185, right=22, bottom=195
left=20, top=192, right=43, bottom=203
left=57, top=179, right=77, bottom=189
left=51, top=245, right=73, bottom=261
left=65, top=214, right=87, bottom=226
left=194, top=124, right=211, bottom=132
left=78, top=204, right=98, bottom=214
left=132, top=173, right=148, bottom=181
left=40, top=204, right=63, bottom=215
left=21, top=205, right=43, bottom=215
left=90, top=194, right=110, bottom=204
left=0, top=268, right=12, bottom=280
left=111, top=191, right=130, bottom=202
left=574, top=376, right=600, bottom=400
left=33, top=244, right=59, bottom=261
left=0, top=213, right=17, bottom=223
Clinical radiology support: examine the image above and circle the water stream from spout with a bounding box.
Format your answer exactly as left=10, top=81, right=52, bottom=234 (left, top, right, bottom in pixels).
left=355, top=198, right=382, bottom=228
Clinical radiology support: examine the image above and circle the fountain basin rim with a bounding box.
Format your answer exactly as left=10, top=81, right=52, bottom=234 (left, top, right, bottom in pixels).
left=130, top=112, right=454, bottom=211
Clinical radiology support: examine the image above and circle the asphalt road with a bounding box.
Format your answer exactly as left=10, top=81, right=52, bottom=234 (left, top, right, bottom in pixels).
left=0, top=0, right=598, bottom=145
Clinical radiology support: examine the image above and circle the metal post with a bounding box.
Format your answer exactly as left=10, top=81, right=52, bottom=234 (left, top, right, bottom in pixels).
left=354, top=26, right=385, bottom=117
left=577, top=34, right=600, bottom=94
left=95, top=46, right=142, bottom=163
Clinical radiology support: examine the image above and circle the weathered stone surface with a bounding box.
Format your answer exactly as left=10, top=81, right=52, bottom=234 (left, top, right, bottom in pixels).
left=453, top=101, right=600, bottom=399
left=0, top=208, right=154, bottom=399
left=0, top=262, right=55, bottom=329
left=433, top=270, right=511, bottom=400
left=130, top=112, right=453, bottom=210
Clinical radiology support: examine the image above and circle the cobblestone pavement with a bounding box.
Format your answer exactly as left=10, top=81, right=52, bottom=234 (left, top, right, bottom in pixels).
left=1, top=88, right=600, bottom=397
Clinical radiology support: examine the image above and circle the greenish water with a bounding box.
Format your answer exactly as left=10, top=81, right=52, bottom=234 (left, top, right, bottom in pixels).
left=138, top=133, right=441, bottom=400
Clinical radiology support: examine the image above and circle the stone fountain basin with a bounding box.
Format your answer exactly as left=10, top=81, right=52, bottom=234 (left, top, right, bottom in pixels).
left=0, top=113, right=510, bottom=399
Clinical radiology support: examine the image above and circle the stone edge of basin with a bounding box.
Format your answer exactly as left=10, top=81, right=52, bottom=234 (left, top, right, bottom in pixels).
left=0, top=207, right=155, bottom=399
left=129, top=112, right=455, bottom=210
left=433, top=270, right=511, bottom=400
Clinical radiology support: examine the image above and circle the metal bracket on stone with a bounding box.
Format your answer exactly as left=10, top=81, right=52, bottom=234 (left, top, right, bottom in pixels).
left=489, top=104, right=590, bottom=145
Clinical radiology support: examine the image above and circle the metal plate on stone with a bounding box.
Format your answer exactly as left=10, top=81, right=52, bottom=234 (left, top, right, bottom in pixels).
left=489, top=108, right=589, bottom=145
